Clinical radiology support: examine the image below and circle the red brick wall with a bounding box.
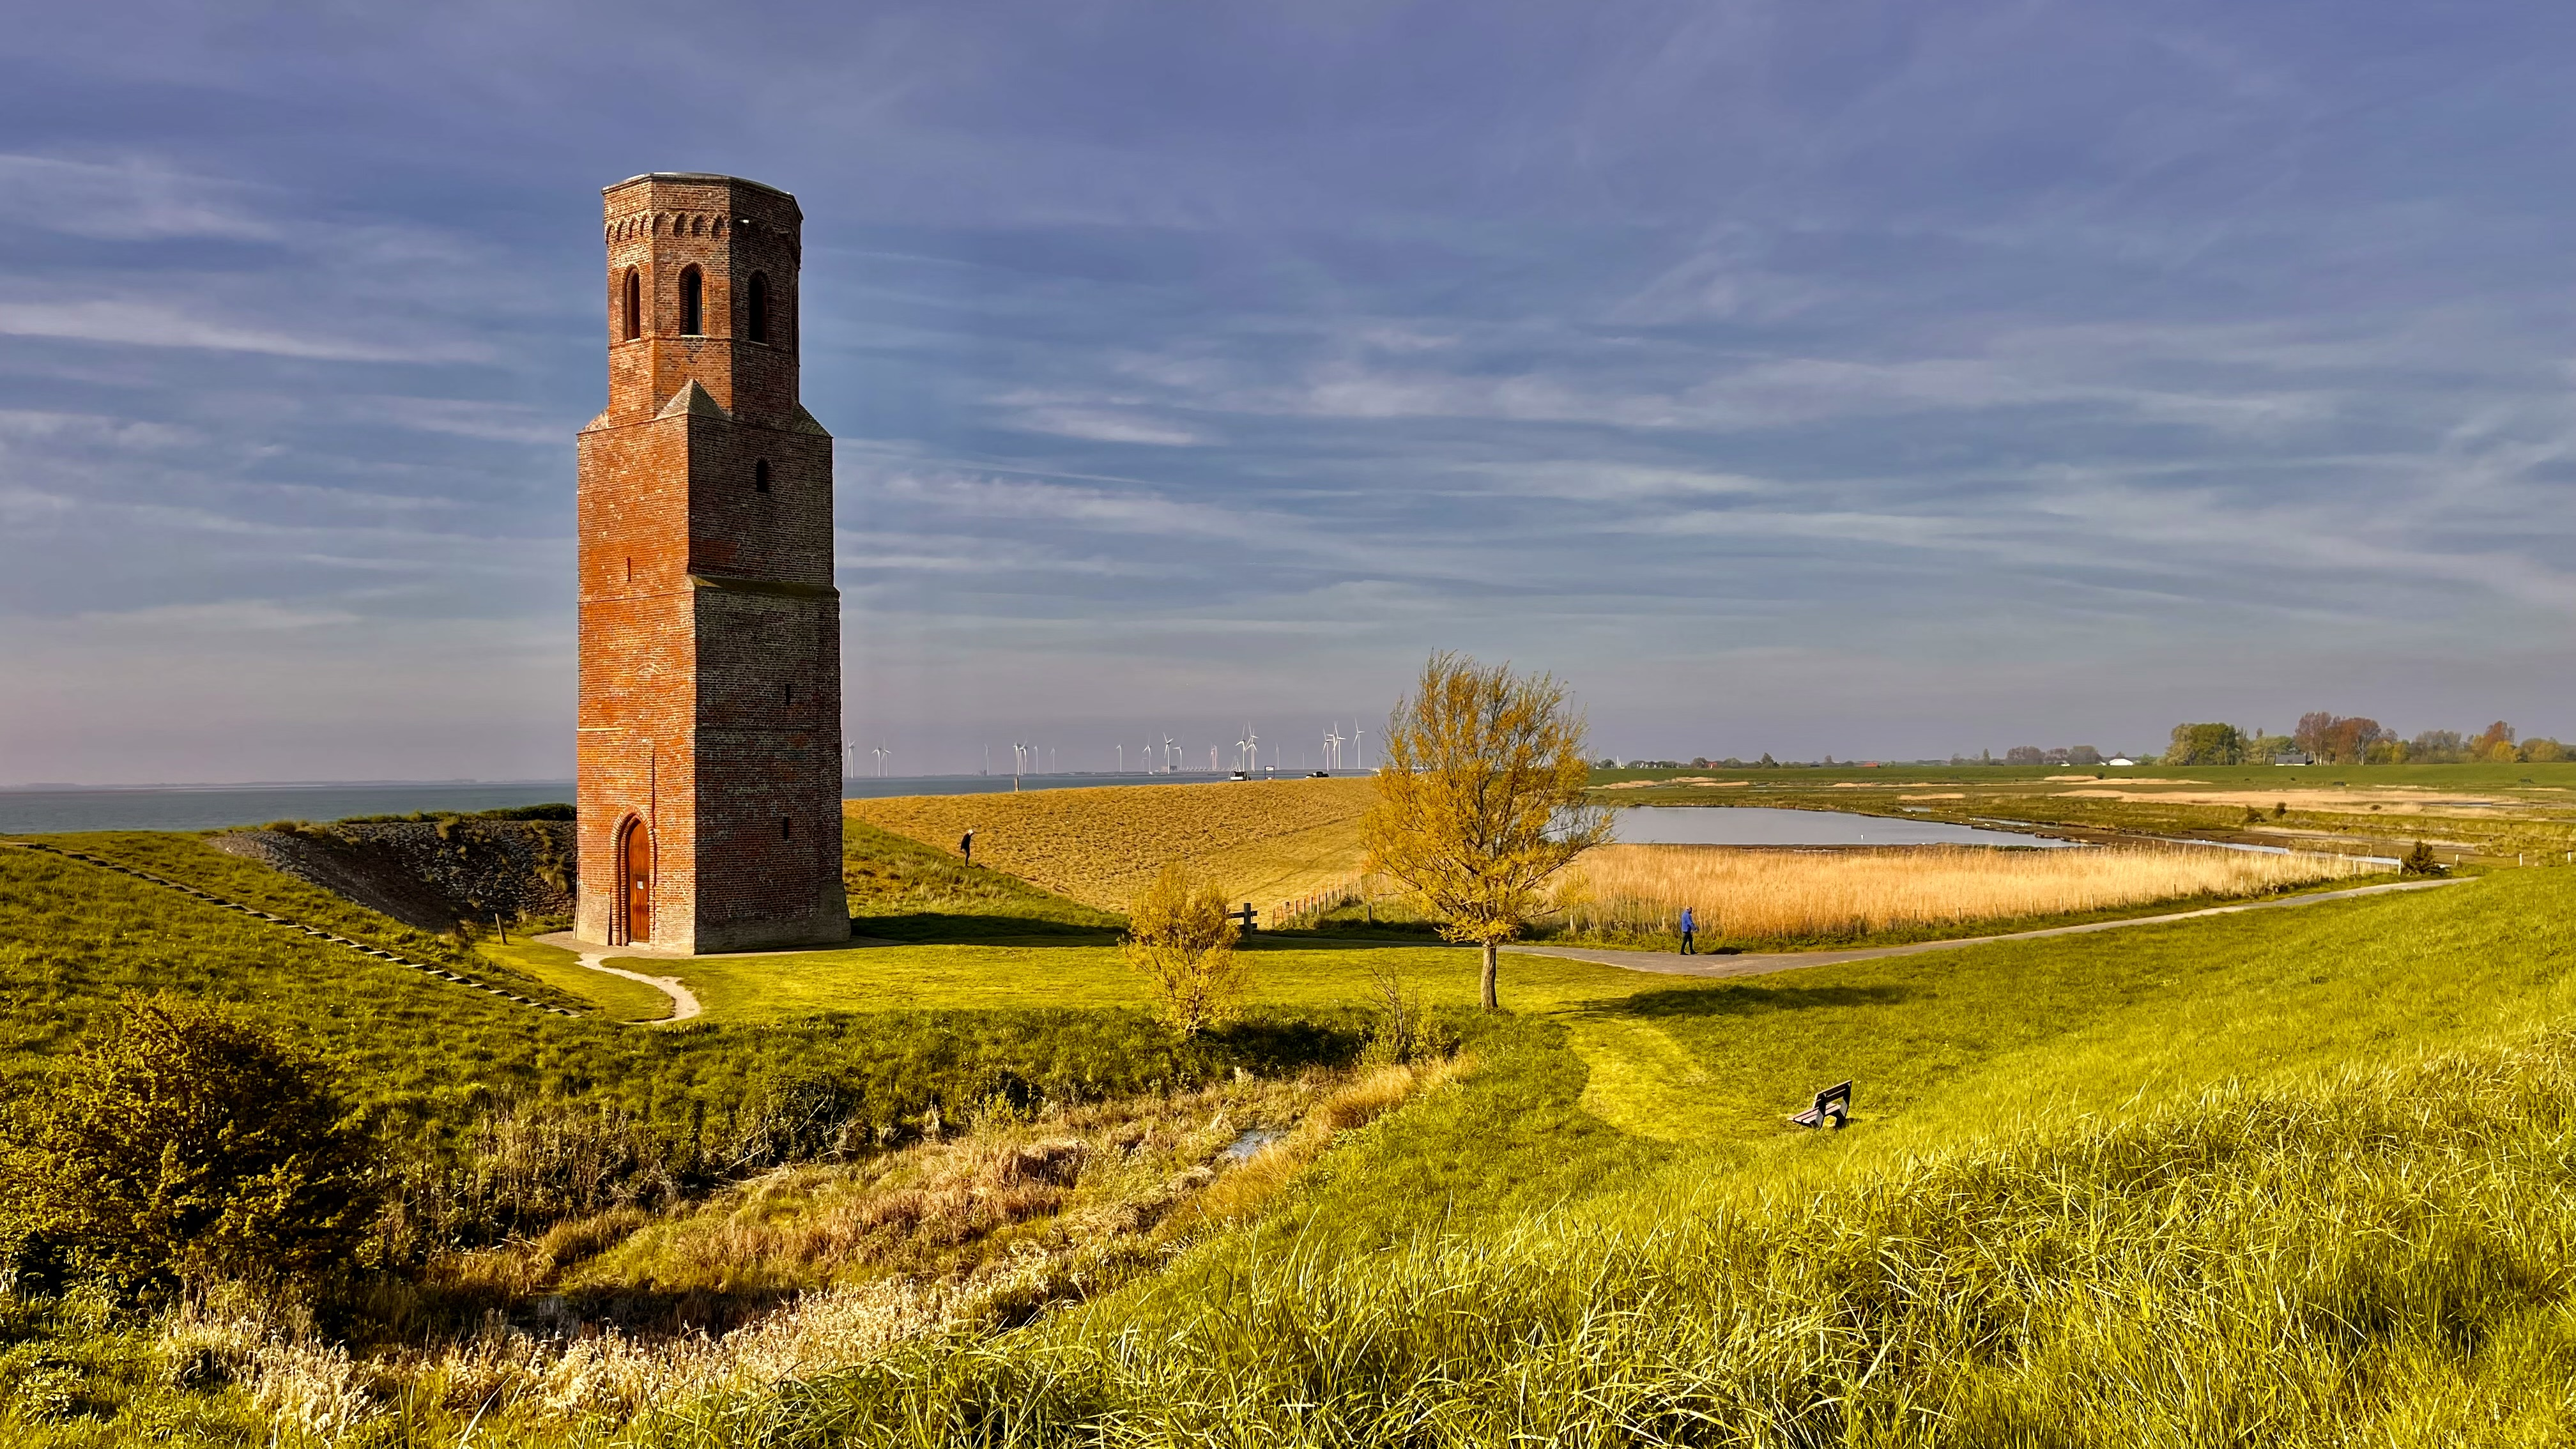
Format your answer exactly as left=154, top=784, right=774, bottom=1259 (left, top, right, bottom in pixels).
left=576, top=173, right=846, bottom=953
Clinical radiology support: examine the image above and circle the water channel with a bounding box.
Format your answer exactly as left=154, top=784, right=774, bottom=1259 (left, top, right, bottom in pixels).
left=1609, top=805, right=2082, bottom=848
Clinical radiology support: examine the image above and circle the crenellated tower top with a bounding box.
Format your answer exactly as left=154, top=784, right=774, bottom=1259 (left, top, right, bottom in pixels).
left=599, top=172, right=805, bottom=429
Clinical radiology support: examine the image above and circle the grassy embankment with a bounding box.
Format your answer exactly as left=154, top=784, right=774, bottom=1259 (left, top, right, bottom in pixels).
left=14, top=783, right=2576, bottom=1443
left=645, top=866, right=2576, bottom=1447
left=0, top=823, right=1499, bottom=1443
left=848, top=778, right=1374, bottom=917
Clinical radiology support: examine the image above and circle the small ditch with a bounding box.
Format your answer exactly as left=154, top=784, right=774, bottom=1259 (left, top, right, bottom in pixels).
left=1219, top=1127, right=1285, bottom=1164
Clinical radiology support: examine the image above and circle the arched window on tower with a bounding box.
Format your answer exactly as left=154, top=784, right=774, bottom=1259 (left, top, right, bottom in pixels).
left=678, top=266, right=703, bottom=336
left=747, top=272, right=769, bottom=343
left=622, top=269, right=641, bottom=341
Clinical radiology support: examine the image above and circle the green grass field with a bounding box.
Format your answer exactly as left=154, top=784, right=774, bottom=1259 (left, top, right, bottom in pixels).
left=11, top=812, right=2576, bottom=1445
left=482, top=937, right=678, bottom=1022
left=634, top=868, right=2576, bottom=1448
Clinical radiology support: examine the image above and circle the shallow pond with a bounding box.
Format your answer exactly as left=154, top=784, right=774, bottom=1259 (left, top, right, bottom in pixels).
left=1609, top=806, right=2081, bottom=848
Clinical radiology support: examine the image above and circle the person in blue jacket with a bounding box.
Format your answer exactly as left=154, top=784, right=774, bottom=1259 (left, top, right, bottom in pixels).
left=1678, top=904, right=1697, bottom=954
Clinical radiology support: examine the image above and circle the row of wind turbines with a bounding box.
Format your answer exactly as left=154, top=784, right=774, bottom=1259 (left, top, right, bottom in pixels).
left=1126, top=721, right=1370, bottom=775
left=843, top=724, right=1371, bottom=778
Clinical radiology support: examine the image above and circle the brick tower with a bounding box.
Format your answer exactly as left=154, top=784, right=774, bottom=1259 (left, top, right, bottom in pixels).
left=574, top=172, right=847, bottom=953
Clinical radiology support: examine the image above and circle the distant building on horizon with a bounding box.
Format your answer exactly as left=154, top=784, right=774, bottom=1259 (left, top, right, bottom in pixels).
left=571, top=173, right=848, bottom=953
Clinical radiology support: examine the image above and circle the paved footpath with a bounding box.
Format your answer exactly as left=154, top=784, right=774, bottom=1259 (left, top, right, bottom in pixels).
left=528, top=930, right=903, bottom=1025
left=1508, top=877, right=2467, bottom=982
left=532, top=930, right=728, bottom=1023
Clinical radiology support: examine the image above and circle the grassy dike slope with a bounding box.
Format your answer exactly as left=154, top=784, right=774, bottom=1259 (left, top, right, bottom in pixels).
left=848, top=778, right=1374, bottom=913
left=660, top=869, right=2576, bottom=1447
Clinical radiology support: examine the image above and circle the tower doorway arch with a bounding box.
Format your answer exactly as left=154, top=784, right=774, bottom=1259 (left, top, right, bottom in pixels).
left=616, top=815, right=652, bottom=945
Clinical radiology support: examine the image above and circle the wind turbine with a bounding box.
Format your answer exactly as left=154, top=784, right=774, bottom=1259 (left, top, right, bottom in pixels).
left=871, top=745, right=891, bottom=776
left=1162, top=735, right=1177, bottom=773
left=1353, top=728, right=1367, bottom=770
left=1117, top=744, right=1124, bottom=772
left=1246, top=726, right=1261, bottom=774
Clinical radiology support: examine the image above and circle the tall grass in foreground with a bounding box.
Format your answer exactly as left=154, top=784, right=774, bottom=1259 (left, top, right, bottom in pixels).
left=660, top=1028, right=2576, bottom=1448
left=1557, top=842, right=2365, bottom=943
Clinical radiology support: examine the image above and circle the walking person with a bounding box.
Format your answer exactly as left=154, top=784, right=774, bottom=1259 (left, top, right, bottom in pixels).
left=960, top=827, right=975, bottom=866
left=1678, top=904, right=1697, bottom=955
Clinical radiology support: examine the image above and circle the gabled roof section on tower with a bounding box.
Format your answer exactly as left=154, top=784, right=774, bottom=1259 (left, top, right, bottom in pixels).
left=658, top=379, right=732, bottom=420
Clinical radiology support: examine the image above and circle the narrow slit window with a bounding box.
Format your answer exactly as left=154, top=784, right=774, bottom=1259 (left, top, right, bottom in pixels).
left=755, top=459, right=770, bottom=493
left=622, top=268, right=641, bottom=340
left=780, top=816, right=793, bottom=840
left=624, top=557, right=633, bottom=584
left=783, top=682, right=793, bottom=705
left=678, top=266, right=703, bottom=335
left=747, top=272, right=769, bottom=342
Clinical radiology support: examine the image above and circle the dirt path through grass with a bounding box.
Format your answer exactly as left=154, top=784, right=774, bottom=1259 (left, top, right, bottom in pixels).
left=525, top=931, right=703, bottom=1022
left=575, top=950, right=700, bottom=1023
left=1509, top=876, right=2467, bottom=981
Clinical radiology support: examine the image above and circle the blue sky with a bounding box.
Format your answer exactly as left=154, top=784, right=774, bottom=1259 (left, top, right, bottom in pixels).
left=3, top=1, right=2573, bottom=782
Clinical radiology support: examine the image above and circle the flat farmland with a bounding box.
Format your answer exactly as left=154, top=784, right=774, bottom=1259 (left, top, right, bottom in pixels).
left=847, top=777, right=1373, bottom=913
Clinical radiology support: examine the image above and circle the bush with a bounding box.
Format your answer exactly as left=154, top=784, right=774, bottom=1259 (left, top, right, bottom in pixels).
left=2401, top=841, right=2448, bottom=877
left=1122, top=861, right=1250, bottom=1036
left=0, top=994, right=381, bottom=1294
left=1358, top=967, right=1457, bottom=1067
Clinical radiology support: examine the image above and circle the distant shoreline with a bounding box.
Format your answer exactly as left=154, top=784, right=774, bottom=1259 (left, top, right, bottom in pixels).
left=1, top=772, right=1367, bottom=834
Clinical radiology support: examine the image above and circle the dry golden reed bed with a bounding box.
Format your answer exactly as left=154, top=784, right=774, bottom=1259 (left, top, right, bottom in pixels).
left=848, top=778, right=1374, bottom=911
left=1556, top=843, right=2366, bottom=942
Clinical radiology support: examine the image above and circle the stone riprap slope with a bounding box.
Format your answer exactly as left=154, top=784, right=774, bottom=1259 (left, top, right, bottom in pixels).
left=215, top=819, right=574, bottom=934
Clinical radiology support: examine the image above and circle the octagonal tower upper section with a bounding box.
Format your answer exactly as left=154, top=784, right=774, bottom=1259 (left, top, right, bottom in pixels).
left=600, top=172, right=803, bottom=429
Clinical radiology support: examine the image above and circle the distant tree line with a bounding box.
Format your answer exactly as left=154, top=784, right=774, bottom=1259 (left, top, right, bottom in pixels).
left=2163, top=715, right=2562, bottom=766
left=1598, top=714, right=2568, bottom=771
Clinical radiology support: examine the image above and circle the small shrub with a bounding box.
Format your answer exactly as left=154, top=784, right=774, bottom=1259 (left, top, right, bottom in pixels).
left=0, top=993, right=381, bottom=1295
left=1121, top=861, right=1250, bottom=1036
left=2401, top=841, right=2447, bottom=877
left=1359, top=967, right=1456, bottom=1067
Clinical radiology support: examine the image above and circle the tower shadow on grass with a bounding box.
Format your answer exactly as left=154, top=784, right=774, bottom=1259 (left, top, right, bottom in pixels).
left=848, top=914, right=1124, bottom=946
left=1609, top=980, right=1915, bottom=1022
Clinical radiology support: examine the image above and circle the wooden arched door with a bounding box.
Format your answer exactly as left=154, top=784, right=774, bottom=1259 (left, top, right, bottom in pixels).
left=618, top=817, right=652, bottom=944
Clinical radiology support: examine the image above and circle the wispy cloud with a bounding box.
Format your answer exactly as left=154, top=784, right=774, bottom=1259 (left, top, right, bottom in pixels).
left=4, top=0, right=2575, bottom=776
left=0, top=296, right=477, bottom=362
left=1007, top=406, right=1205, bottom=445
left=0, top=154, right=281, bottom=241
left=73, top=599, right=365, bottom=632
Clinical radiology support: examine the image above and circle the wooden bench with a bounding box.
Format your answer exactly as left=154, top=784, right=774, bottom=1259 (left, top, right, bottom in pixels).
left=1789, top=1080, right=1852, bottom=1130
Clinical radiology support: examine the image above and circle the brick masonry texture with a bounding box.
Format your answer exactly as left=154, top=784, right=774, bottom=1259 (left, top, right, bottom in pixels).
left=574, top=173, right=848, bottom=953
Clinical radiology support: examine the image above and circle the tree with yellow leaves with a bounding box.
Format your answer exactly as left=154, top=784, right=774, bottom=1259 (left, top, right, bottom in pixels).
left=1121, top=859, right=1249, bottom=1035
left=1365, top=652, right=1610, bottom=1011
